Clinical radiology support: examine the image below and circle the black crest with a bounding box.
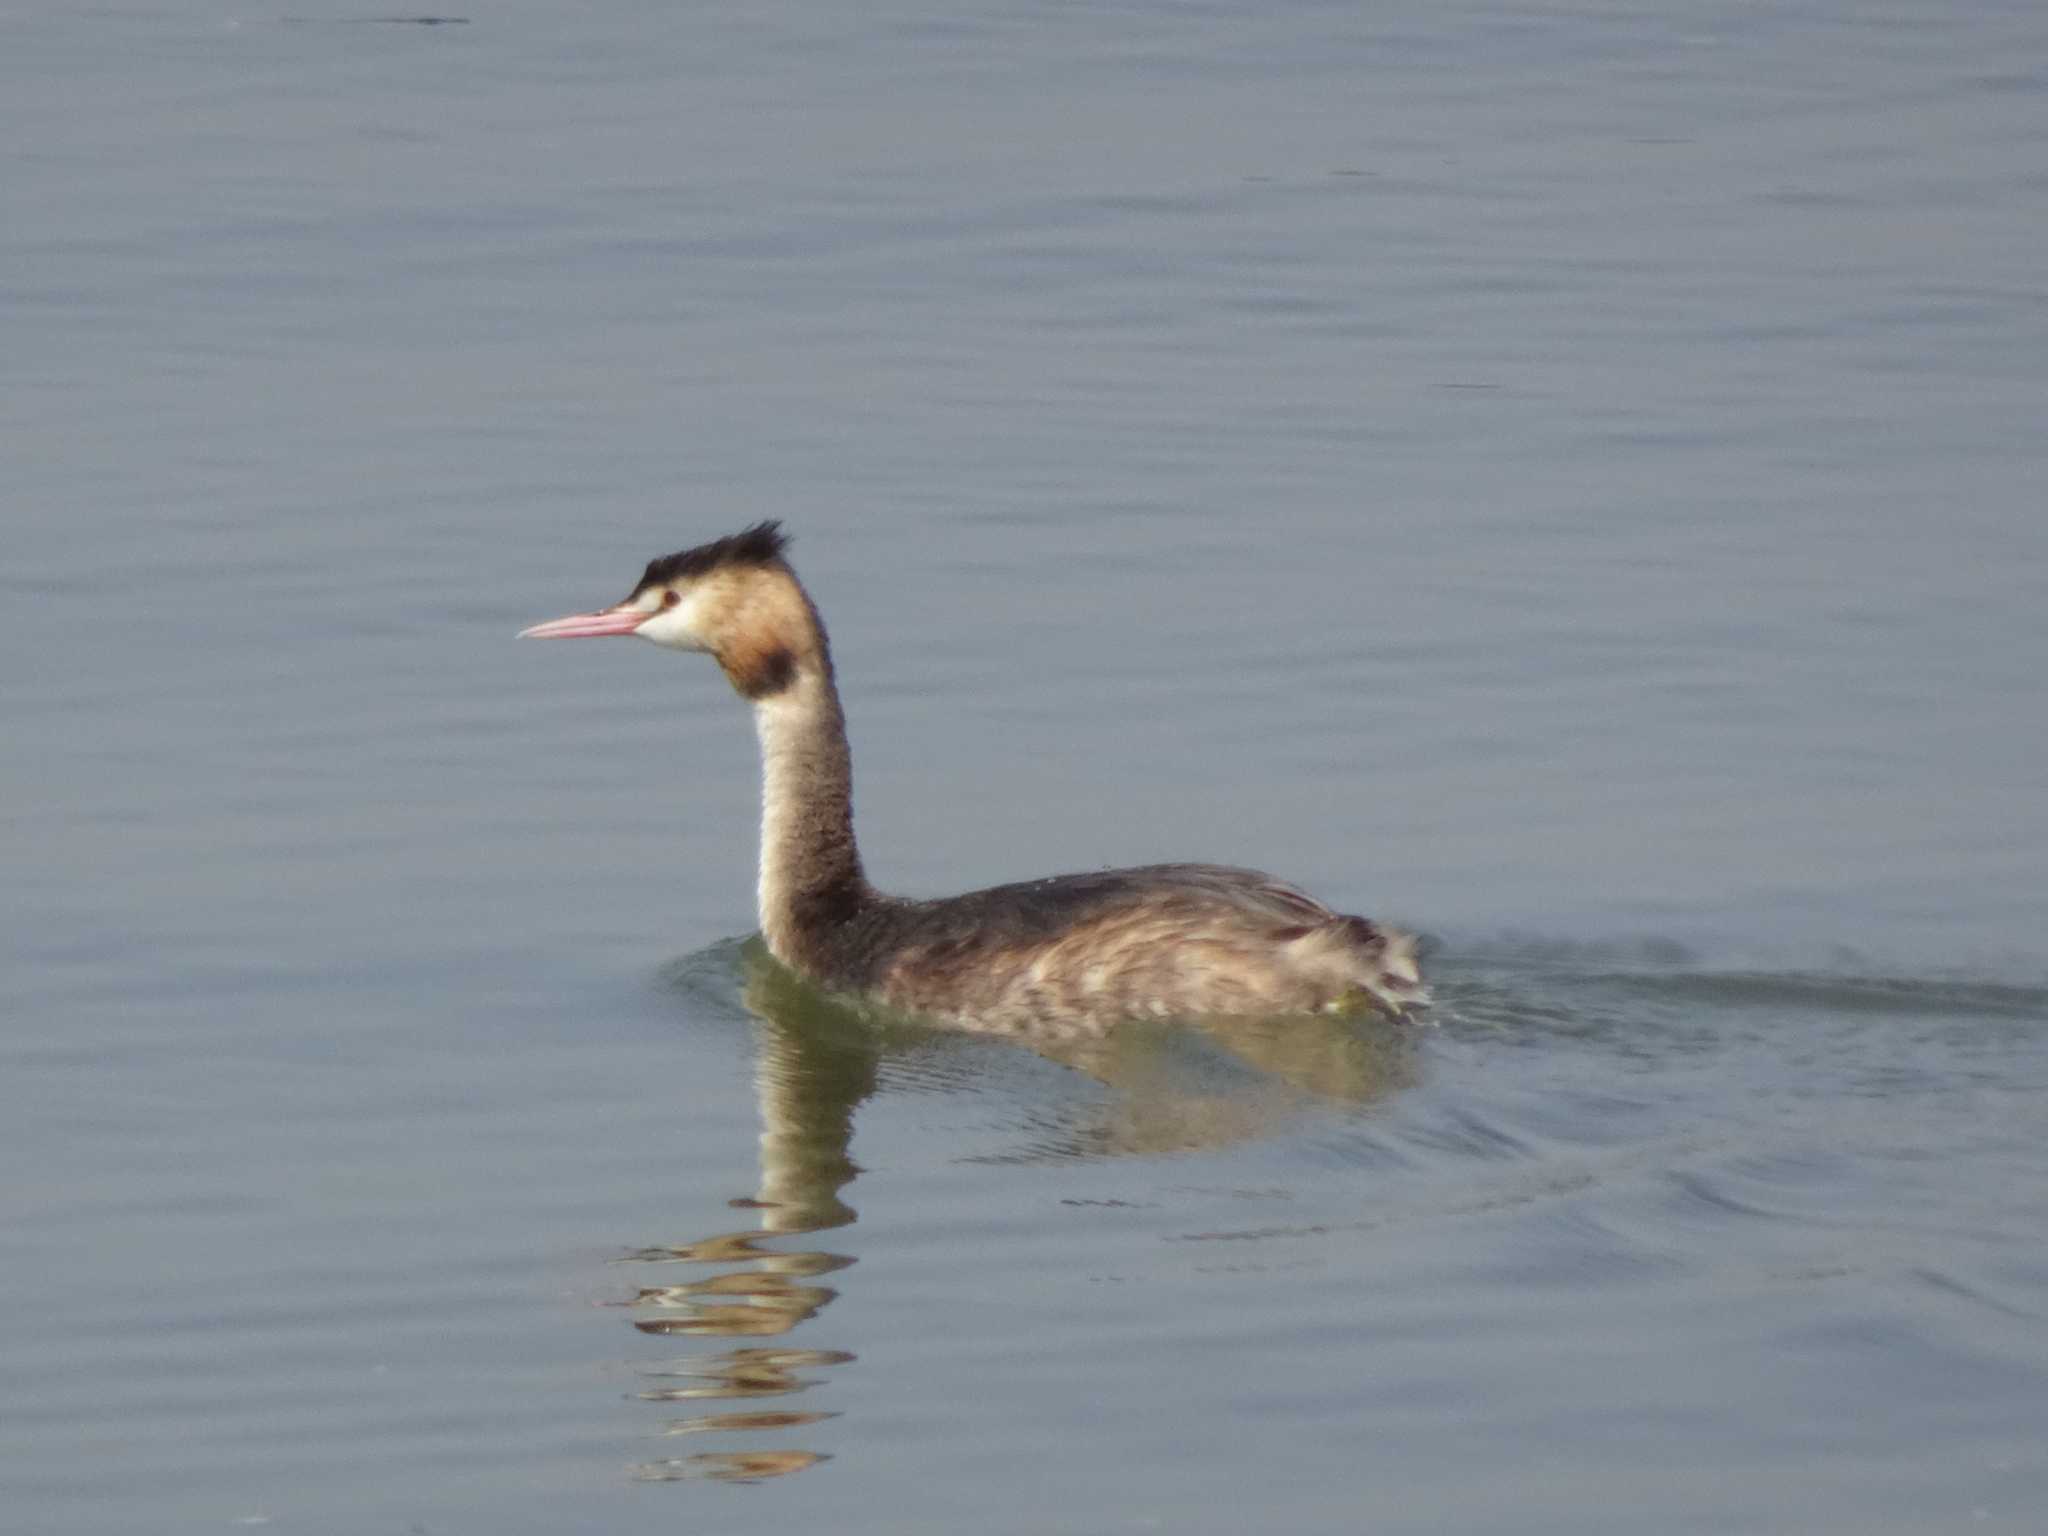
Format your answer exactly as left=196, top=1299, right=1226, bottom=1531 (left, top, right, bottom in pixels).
left=634, top=521, right=789, bottom=594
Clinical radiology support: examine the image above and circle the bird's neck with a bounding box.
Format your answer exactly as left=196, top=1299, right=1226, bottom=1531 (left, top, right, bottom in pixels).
left=752, top=666, right=870, bottom=968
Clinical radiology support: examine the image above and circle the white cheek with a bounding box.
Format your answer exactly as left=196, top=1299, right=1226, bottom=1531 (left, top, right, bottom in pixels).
left=633, top=591, right=711, bottom=651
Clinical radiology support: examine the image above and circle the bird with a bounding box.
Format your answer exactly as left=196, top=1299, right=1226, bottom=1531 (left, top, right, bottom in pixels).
left=521, top=522, right=1426, bottom=1035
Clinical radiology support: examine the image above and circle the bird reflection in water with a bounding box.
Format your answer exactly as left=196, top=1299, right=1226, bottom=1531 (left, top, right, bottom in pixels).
left=625, top=937, right=1417, bottom=1482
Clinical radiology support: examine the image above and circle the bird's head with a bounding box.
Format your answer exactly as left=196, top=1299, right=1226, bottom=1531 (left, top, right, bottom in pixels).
left=520, top=521, right=822, bottom=700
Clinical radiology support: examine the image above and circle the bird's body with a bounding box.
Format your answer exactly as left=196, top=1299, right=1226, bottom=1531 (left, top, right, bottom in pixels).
left=523, top=524, right=1425, bottom=1033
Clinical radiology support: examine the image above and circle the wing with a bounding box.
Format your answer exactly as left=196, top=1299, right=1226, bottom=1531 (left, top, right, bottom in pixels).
left=888, top=862, right=1339, bottom=958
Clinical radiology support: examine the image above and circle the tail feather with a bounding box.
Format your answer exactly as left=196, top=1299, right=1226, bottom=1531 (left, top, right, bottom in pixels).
left=1283, top=915, right=1430, bottom=1020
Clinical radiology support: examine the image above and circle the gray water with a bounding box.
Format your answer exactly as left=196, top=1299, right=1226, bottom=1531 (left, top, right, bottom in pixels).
left=7, top=2, right=2048, bottom=1531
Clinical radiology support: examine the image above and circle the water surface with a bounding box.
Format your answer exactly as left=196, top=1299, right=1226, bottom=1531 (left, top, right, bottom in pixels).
left=6, top=2, right=2047, bottom=1531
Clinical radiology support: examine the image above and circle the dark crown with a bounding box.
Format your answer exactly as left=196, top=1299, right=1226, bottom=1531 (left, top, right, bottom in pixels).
left=634, top=521, right=789, bottom=593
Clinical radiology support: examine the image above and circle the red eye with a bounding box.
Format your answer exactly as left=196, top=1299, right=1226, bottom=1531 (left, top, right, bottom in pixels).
left=662, top=590, right=680, bottom=609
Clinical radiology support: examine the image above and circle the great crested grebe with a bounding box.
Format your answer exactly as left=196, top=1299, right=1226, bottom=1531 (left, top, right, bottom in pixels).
left=521, top=523, right=1426, bottom=1033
